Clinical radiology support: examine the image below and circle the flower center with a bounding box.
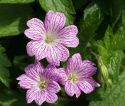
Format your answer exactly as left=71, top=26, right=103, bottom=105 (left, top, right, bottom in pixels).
left=38, top=79, right=48, bottom=90
left=68, top=72, right=79, bottom=83
left=45, top=36, right=54, bottom=43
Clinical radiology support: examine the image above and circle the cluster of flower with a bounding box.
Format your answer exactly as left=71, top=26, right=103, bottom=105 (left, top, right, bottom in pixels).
left=17, top=10, right=100, bottom=105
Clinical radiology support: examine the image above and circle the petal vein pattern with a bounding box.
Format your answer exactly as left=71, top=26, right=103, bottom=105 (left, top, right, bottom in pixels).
left=25, top=10, right=79, bottom=66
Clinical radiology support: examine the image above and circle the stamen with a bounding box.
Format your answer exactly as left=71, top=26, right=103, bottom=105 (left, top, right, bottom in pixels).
left=38, top=79, right=48, bottom=90
left=45, top=36, right=54, bottom=43
left=68, top=72, right=79, bottom=83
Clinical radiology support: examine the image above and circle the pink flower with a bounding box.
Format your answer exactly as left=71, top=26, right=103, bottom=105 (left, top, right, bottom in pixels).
left=25, top=10, right=79, bottom=66
left=58, top=53, right=100, bottom=98
left=16, top=62, right=61, bottom=105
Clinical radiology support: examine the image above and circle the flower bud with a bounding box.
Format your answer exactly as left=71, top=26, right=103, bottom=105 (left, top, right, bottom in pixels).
left=101, top=65, right=108, bottom=81
left=98, top=73, right=104, bottom=83
left=107, top=78, right=112, bottom=87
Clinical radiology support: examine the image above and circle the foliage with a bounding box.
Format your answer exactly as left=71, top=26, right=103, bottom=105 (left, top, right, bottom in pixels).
left=0, top=0, right=125, bottom=106
left=89, top=70, right=125, bottom=106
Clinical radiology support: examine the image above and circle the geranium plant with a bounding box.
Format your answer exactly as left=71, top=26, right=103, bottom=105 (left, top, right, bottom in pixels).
left=0, top=0, right=125, bottom=106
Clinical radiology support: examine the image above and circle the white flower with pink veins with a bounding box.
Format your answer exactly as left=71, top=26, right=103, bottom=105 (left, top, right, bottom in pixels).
left=25, top=10, right=79, bottom=66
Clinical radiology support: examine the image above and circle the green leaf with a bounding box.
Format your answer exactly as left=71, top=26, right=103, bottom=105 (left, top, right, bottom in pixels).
left=0, top=45, right=11, bottom=87
left=103, top=24, right=125, bottom=51
left=80, top=3, right=103, bottom=50
left=39, top=0, right=75, bottom=26
left=0, top=0, right=35, bottom=3
left=89, top=70, right=125, bottom=106
left=95, top=43, right=123, bottom=83
left=94, top=26, right=125, bottom=83
left=0, top=4, right=33, bottom=37
left=106, top=51, right=123, bottom=82
left=111, top=26, right=125, bottom=50
left=104, top=26, right=113, bottom=50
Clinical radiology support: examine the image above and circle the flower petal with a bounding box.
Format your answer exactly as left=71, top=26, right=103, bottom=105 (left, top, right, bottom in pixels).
left=17, top=74, right=36, bottom=89
left=46, top=92, right=58, bottom=103
left=74, top=84, right=81, bottom=98
left=46, top=44, right=69, bottom=66
left=66, top=54, right=82, bottom=75
left=47, top=44, right=69, bottom=66
left=83, top=77, right=100, bottom=87
left=47, top=81, right=61, bottom=93
left=65, top=59, right=73, bottom=75
left=26, top=40, right=49, bottom=61
left=58, top=25, right=79, bottom=47
left=45, top=10, right=66, bottom=33
left=82, top=60, right=95, bottom=69
left=43, top=64, right=59, bottom=81
left=77, top=80, right=95, bottom=94
left=25, top=63, right=41, bottom=81
left=79, top=67, right=97, bottom=78
left=54, top=44, right=69, bottom=61
left=27, top=18, right=46, bottom=33
left=65, top=81, right=74, bottom=97
left=72, top=53, right=82, bottom=70
left=46, top=46, right=60, bottom=66
left=24, top=28, right=44, bottom=40
left=35, top=89, right=47, bottom=105
left=26, top=88, right=38, bottom=103
left=58, top=68, right=67, bottom=85
left=34, top=61, right=44, bottom=75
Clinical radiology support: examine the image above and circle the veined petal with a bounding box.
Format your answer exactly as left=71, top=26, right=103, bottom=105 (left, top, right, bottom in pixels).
left=79, top=67, right=97, bottom=78
left=26, top=40, right=49, bottom=61
left=58, top=25, right=79, bottom=47
left=47, top=81, right=61, bottom=93
left=17, top=74, right=36, bottom=89
left=74, top=84, right=81, bottom=98
left=77, top=80, right=95, bottom=94
left=47, top=44, right=69, bottom=66
left=66, top=59, right=73, bottom=75
left=66, top=54, right=82, bottom=75
left=25, top=64, right=40, bottom=81
left=46, top=92, right=58, bottom=103
left=46, top=46, right=60, bottom=66
left=59, top=25, right=78, bottom=36
left=82, top=60, right=95, bottom=69
left=58, top=68, right=67, bottom=85
left=27, top=18, right=46, bottom=33
left=43, top=64, right=59, bottom=81
left=24, top=28, right=44, bottom=40
left=35, top=89, right=47, bottom=105
left=59, top=37, right=79, bottom=47
left=54, top=44, right=69, bottom=61
left=26, top=88, right=38, bottom=104
left=83, top=77, right=100, bottom=87
left=45, top=10, right=66, bottom=33
left=34, top=61, right=44, bottom=75
left=65, top=81, right=74, bottom=97
left=70, top=53, right=82, bottom=71
left=25, top=62, right=44, bottom=81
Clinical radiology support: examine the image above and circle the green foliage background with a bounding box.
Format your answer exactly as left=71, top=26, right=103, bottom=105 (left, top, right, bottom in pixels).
left=0, top=0, right=125, bottom=106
